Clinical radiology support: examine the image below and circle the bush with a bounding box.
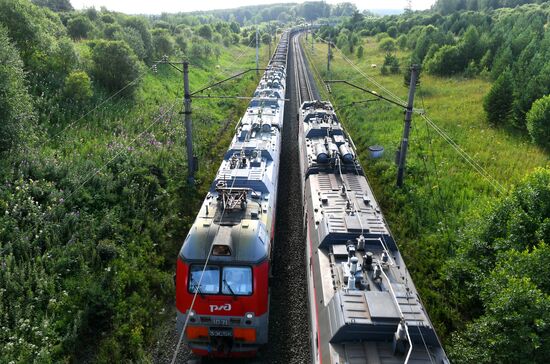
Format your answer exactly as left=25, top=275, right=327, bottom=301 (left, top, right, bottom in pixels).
left=378, top=37, right=396, bottom=52
left=92, top=40, right=141, bottom=95
left=483, top=69, right=514, bottom=125
left=152, top=29, right=174, bottom=59
left=526, top=95, right=550, bottom=149
left=67, top=15, right=93, bottom=39
left=64, top=70, right=93, bottom=103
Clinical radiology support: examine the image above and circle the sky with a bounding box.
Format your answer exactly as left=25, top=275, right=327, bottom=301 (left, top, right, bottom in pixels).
left=70, top=0, right=437, bottom=15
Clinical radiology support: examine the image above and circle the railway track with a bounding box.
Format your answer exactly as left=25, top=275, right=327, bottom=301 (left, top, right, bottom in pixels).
left=293, top=34, right=317, bottom=104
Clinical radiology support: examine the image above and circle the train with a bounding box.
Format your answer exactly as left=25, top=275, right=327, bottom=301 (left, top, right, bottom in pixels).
left=175, top=30, right=289, bottom=358
left=298, top=100, right=450, bottom=363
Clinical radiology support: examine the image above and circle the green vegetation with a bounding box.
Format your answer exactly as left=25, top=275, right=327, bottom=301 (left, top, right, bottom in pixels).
left=0, top=1, right=276, bottom=362
left=305, top=3, right=549, bottom=360
left=527, top=95, right=550, bottom=150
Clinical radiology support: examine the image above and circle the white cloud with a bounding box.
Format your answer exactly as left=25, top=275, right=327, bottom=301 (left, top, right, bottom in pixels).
left=70, top=0, right=435, bottom=15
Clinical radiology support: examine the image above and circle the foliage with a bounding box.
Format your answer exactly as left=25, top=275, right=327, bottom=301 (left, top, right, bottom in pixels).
left=197, top=24, right=213, bottom=40
left=483, top=69, right=514, bottom=125
left=445, top=168, right=550, bottom=362
left=67, top=15, right=94, bottom=39
left=382, top=53, right=399, bottom=74
left=526, top=95, right=550, bottom=149
left=356, top=45, right=364, bottom=59
left=63, top=70, right=93, bottom=103
left=32, top=0, right=73, bottom=11
left=0, top=25, right=34, bottom=153
left=152, top=29, right=174, bottom=59
left=91, top=40, right=141, bottom=95
left=378, top=37, right=396, bottom=52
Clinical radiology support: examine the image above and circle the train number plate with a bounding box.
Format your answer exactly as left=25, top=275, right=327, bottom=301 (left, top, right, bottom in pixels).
left=212, top=318, right=229, bottom=326
left=209, top=327, right=232, bottom=337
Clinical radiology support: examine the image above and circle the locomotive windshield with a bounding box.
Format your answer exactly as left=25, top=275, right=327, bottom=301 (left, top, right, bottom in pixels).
left=189, top=265, right=219, bottom=294
left=188, top=265, right=253, bottom=296
left=222, top=266, right=252, bottom=295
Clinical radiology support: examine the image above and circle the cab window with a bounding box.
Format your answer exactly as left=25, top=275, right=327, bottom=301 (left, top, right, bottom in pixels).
left=222, top=266, right=253, bottom=295
left=189, top=265, right=219, bottom=294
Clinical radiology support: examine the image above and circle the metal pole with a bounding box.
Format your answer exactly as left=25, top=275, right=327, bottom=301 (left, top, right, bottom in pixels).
left=396, top=64, right=419, bottom=187
left=183, top=61, right=195, bottom=185
left=327, top=36, right=331, bottom=75
left=256, top=27, right=259, bottom=76
left=311, top=22, right=314, bottom=53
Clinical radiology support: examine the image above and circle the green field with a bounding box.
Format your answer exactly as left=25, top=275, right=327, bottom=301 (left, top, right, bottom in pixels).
left=303, top=35, right=549, bottom=339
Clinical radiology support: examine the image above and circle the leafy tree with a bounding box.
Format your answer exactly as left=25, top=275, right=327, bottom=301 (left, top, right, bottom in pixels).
left=197, top=24, right=213, bottom=40
left=115, top=27, right=147, bottom=61
left=91, top=40, right=141, bottom=95
left=67, top=15, right=93, bottom=39
left=63, top=70, right=93, bottom=103
left=175, top=34, right=188, bottom=53
left=526, top=95, right=550, bottom=149
left=152, top=29, right=174, bottom=59
left=425, top=44, right=462, bottom=75
left=387, top=25, right=398, bottom=38
left=261, top=33, right=271, bottom=45
left=0, top=25, right=34, bottom=153
left=229, top=21, right=240, bottom=34
left=483, top=69, right=514, bottom=125
left=125, top=17, right=153, bottom=61
left=378, top=37, right=396, bottom=52
left=32, top=0, right=72, bottom=11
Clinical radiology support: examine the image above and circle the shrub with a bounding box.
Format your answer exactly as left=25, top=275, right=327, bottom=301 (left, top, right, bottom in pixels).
left=152, top=29, right=174, bottom=59
left=378, top=37, right=396, bottom=52
left=526, top=95, right=550, bottom=149
left=67, top=15, right=93, bottom=39
left=92, top=40, right=141, bottom=95
left=64, top=70, right=93, bottom=103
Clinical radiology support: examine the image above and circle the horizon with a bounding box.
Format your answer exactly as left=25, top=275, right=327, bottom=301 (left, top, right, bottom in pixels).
left=70, top=0, right=437, bottom=15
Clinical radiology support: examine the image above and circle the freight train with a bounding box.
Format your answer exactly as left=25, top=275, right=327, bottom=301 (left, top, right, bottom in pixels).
left=298, top=100, right=450, bottom=363
left=175, top=30, right=289, bottom=358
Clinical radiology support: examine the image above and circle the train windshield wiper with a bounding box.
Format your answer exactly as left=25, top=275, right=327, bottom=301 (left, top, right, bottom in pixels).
left=191, top=278, right=204, bottom=297
left=223, top=278, right=237, bottom=296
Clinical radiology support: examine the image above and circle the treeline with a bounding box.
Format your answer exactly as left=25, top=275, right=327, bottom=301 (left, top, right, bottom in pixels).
left=185, top=1, right=359, bottom=24
left=321, top=3, right=550, bottom=148
left=433, top=0, right=548, bottom=14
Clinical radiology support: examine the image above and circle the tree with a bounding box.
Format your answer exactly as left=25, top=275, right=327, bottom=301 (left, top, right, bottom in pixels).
left=526, top=95, right=550, bottom=149
left=0, top=26, right=34, bottom=153
left=92, top=40, right=141, bottom=95
left=125, top=17, right=153, bottom=61
left=261, top=33, right=271, bottom=45
left=67, top=15, right=93, bottom=39
left=32, top=0, right=73, bottom=11
left=64, top=70, right=93, bottom=103
left=356, top=45, right=364, bottom=59
left=378, top=37, right=397, bottom=52
left=197, top=24, right=213, bottom=40
left=152, top=29, right=174, bottom=59
left=382, top=53, right=400, bottom=74
left=483, top=69, right=514, bottom=125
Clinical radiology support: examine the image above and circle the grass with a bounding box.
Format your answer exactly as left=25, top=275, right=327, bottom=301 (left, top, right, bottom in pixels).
left=304, top=35, right=549, bottom=339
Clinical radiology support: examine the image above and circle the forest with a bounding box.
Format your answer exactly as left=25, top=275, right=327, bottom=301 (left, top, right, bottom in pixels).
left=0, top=0, right=548, bottom=362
